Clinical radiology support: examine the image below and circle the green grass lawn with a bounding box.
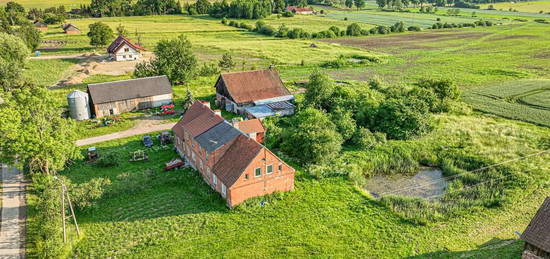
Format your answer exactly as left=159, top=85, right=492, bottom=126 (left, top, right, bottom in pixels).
left=231, top=13, right=375, bottom=32
left=0, top=0, right=89, bottom=9
left=31, top=113, right=549, bottom=258
left=24, top=58, right=79, bottom=87
left=480, top=1, right=550, bottom=13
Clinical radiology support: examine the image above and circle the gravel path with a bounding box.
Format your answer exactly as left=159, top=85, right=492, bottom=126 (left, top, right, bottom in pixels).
left=76, top=122, right=176, bottom=147
left=0, top=164, right=26, bottom=259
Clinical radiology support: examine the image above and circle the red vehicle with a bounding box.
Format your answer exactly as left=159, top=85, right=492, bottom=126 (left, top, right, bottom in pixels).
left=161, top=104, right=175, bottom=115
left=164, top=158, right=185, bottom=171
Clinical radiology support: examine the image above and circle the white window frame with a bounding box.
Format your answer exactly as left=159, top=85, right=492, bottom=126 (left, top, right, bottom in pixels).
left=266, top=164, right=273, bottom=175
left=213, top=174, right=217, bottom=187
left=221, top=184, right=227, bottom=198
left=254, top=168, right=262, bottom=177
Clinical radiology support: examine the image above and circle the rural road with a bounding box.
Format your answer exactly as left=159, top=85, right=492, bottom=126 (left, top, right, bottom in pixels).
left=76, top=122, right=177, bottom=146
left=0, top=164, right=26, bottom=259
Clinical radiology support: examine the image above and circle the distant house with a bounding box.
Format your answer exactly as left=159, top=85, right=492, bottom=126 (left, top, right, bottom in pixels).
left=107, top=35, right=146, bottom=62
left=62, top=24, right=80, bottom=34
left=286, top=6, right=314, bottom=14
left=214, top=69, right=295, bottom=119
left=232, top=118, right=266, bottom=143
left=34, top=21, right=48, bottom=31
left=520, top=197, right=550, bottom=259
left=172, top=101, right=295, bottom=208
left=87, top=75, right=173, bottom=118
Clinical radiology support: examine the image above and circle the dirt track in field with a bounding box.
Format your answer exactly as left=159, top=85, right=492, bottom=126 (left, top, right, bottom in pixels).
left=323, top=31, right=491, bottom=52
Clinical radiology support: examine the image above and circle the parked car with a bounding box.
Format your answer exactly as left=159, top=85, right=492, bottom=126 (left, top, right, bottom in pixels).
left=142, top=135, right=154, bottom=147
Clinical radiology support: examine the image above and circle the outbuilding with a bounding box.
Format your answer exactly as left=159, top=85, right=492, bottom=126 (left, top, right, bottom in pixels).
left=62, top=24, right=80, bottom=34
left=286, top=6, right=314, bottom=14
left=214, top=69, right=295, bottom=119
left=87, top=75, right=173, bottom=118
left=107, top=35, right=145, bottom=62
left=34, top=21, right=48, bottom=31
left=520, top=197, right=550, bottom=259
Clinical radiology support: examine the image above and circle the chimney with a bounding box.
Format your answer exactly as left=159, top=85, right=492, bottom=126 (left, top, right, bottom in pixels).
left=213, top=110, right=222, bottom=117
left=199, top=100, right=210, bottom=109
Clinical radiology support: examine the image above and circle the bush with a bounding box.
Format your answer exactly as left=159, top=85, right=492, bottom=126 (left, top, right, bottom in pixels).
left=96, top=152, right=119, bottom=167
left=407, top=26, right=421, bottom=31
left=198, top=62, right=220, bottom=76
left=346, top=23, right=362, bottom=36
left=377, top=25, right=390, bottom=34
left=287, top=28, right=306, bottom=39
left=221, top=17, right=228, bottom=24
left=353, top=127, right=386, bottom=149
left=282, top=11, right=294, bottom=17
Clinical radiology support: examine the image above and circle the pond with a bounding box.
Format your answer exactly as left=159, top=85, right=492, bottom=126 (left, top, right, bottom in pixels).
left=364, top=168, right=448, bottom=199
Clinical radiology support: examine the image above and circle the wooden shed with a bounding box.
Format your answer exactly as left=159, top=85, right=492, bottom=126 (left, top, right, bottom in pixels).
left=520, top=197, right=550, bottom=259
left=87, top=76, right=173, bottom=118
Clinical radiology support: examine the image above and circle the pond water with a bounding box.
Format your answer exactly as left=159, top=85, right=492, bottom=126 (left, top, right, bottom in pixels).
left=364, top=168, right=448, bottom=199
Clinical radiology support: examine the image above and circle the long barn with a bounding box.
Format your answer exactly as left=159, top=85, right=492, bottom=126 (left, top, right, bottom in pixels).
left=87, top=76, right=173, bottom=118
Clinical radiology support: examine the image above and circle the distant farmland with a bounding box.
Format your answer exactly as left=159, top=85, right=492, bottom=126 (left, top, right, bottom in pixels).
left=325, top=10, right=501, bottom=27
left=464, top=80, right=550, bottom=127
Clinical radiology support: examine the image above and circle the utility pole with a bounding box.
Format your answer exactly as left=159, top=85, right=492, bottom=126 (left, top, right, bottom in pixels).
left=60, top=183, right=80, bottom=243
left=61, top=185, right=66, bottom=243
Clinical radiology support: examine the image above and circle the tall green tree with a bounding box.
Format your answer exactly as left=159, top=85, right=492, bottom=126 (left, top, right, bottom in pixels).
left=15, top=25, right=41, bottom=51
left=135, top=34, right=197, bottom=84
left=304, top=71, right=335, bottom=111
left=116, top=23, right=129, bottom=36
left=345, top=0, right=354, bottom=8
left=0, top=85, right=80, bottom=174
left=354, top=0, right=366, bottom=9
left=87, top=22, right=114, bottom=47
left=281, top=108, right=343, bottom=165
left=0, top=32, right=29, bottom=92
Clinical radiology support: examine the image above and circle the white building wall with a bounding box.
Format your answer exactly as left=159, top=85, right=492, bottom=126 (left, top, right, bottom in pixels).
left=114, top=43, right=140, bottom=61
left=151, top=93, right=173, bottom=107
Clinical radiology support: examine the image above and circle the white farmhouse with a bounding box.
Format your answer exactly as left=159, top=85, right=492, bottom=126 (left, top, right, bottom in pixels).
left=107, top=35, right=145, bottom=62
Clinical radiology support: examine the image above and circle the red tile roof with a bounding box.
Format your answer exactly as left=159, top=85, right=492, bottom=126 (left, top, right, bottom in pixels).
left=107, top=35, right=145, bottom=54
left=172, top=101, right=223, bottom=138
left=213, top=134, right=263, bottom=187
left=234, top=119, right=265, bottom=134
left=521, top=197, right=550, bottom=252
left=218, top=70, right=291, bottom=104
left=286, top=6, right=313, bottom=12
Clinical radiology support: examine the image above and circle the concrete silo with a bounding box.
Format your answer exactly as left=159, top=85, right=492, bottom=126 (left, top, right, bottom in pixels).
left=67, top=90, right=91, bottom=120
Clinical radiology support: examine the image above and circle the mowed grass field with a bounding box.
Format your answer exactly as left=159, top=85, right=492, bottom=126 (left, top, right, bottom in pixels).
left=480, top=1, right=550, bottom=13
left=32, top=113, right=550, bottom=258
left=0, top=0, right=88, bottom=9
left=464, top=79, right=550, bottom=126
left=325, top=9, right=503, bottom=27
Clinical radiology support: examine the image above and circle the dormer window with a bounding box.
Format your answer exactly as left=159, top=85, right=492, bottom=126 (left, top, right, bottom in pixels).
left=124, top=48, right=129, bottom=52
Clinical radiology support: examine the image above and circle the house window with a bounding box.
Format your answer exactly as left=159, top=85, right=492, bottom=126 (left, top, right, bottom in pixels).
left=128, top=55, right=132, bottom=58
left=254, top=168, right=262, bottom=177
left=205, top=152, right=209, bottom=161
left=221, top=184, right=227, bottom=198
left=192, top=152, right=196, bottom=162
left=279, top=163, right=283, bottom=172
left=199, top=160, right=203, bottom=171
left=245, top=174, right=249, bottom=180
left=123, top=55, right=126, bottom=59
left=206, top=168, right=211, bottom=180
left=266, top=165, right=273, bottom=175
left=125, top=48, right=129, bottom=52
left=213, top=174, right=217, bottom=187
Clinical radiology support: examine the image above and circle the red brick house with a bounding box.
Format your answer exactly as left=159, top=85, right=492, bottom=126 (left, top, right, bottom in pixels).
left=172, top=101, right=295, bottom=208
left=286, top=6, right=314, bottom=14
left=520, top=197, right=550, bottom=259
left=214, top=69, right=295, bottom=119
left=233, top=118, right=265, bottom=143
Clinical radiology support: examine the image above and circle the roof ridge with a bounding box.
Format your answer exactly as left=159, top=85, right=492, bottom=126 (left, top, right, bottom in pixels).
left=88, top=75, right=168, bottom=87
left=221, top=69, right=275, bottom=76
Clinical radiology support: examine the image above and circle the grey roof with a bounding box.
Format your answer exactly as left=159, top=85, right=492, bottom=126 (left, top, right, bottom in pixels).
left=521, top=197, right=550, bottom=252
left=195, top=122, right=242, bottom=153
left=87, top=76, right=172, bottom=104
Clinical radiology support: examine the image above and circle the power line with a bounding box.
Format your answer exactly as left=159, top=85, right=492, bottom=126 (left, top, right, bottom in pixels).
left=374, top=149, right=549, bottom=197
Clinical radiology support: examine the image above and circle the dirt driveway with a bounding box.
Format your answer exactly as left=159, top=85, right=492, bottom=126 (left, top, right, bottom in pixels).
left=0, top=164, right=26, bottom=259
left=40, top=52, right=154, bottom=88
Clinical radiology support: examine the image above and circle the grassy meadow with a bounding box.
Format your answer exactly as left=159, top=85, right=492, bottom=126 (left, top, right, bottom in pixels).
left=26, top=112, right=549, bottom=258
left=480, top=1, right=550, bottom=13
